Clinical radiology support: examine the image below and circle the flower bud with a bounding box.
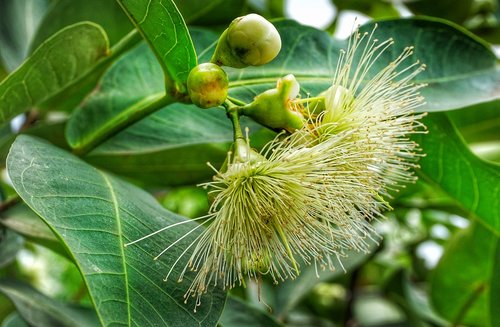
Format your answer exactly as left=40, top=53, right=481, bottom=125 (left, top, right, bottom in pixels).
left=211, top=14, right=281, bottom=68
left=241, top=74, right=305, bottom=132
left=187, top=63, right=229, bottom=109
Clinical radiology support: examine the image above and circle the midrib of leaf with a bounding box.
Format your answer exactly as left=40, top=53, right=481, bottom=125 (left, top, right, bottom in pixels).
left=99, top=171, right=131, bottom=327
left=227, top=66, right=498, bottom=88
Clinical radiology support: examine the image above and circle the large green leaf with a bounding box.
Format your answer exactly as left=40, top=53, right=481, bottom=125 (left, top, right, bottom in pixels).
left=223, top=18, right=499, bottom=112
left=30, top=0, right=133, bottom=50
left=0, top=22, right=109, bottom=124
left=0, top=0, right=50, bottom=72
left=0, top=280, right=99, bottom=327
left=415, top=113, right=500, bottom=233
left=118, top=0, right=196, bottom=96
left=219, top=296, right=283, bottom=327
left=7, top=135, right=226, bottom=326
left=430, top=223, right=499, bottom=326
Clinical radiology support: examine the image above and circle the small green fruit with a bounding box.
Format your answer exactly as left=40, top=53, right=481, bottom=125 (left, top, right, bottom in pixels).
left=187, top=63, right=229, bottom=109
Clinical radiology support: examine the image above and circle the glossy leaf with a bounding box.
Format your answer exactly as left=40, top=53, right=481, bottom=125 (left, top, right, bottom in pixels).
left=431, top=223, right=499, bottom=326
left=0, top=280, right=99, bottom=327
left=0, top=22, right=109, bottom=124
left=7, top=135, right=226, bottom=326
left=219, top=296, right=283, bottom=327
left=118, top=0, right=196, bottom=95
left=30, top=0, right=133, bottom=50
left=0, top=230, right=23, bottom=268
left=415, top=113, right=500, bottom=233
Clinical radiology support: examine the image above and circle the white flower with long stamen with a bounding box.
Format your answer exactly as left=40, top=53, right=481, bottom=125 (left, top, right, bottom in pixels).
left=125, top=24, right=427, bottom=310
left=312, top=24, right=427, bottom=194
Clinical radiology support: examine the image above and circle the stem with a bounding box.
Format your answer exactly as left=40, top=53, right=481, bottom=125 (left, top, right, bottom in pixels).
left=110, top=29, right=142, bottom=59
left=227, top=96, right=247, bottom=106
left=224, top=99, right=244, bottom=141
left=74, top=93, right=175, bottom=156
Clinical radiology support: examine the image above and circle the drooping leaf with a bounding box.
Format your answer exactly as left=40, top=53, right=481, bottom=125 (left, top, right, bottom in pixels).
left=415, top=113, right=500, bottom=233
left=117, top=0, right=197, bottom=96
left=0, top=22, right=109, bottom=124
left=7, top=135, right=226, bottom=326
left=0, top=229, right=23, bottom=268
left=219, top=296, right=283, bottom=327
left=0, top=0, right=50, bottom=72
left=0, top=279, right=99, bottom=327
left=431, top=223, right=499, bottom=326
left=30, top=0, right=133, bottom=50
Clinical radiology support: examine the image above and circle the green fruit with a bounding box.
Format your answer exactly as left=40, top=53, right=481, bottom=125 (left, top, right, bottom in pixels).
left=187, top=63, right=228, bottom=109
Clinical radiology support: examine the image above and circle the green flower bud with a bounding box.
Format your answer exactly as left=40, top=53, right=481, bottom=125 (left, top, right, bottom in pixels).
left=241, top=74, right=305, bottom=132
left=211, top=14, right=281, bottom=68
left=187, top=63, right=229, bottom=109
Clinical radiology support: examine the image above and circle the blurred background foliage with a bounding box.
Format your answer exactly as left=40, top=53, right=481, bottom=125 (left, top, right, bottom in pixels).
left=0, top=0, right=499, bottom=326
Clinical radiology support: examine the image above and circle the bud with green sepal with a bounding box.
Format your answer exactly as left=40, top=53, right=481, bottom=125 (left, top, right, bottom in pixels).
left=187, top=63, right=229, bottom=109
left=241, top=74, right=306, bottom=132
left=211, top=13, right=282, bottom=68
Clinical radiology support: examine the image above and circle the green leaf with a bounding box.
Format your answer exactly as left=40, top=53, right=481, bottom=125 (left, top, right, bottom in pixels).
left=7, top=135, right=226, bottom=326
left=0, top=204, right=66, bottom=257
left=0, top=0, right=50, bottom=72
left=117, top=0, right=197, bottom=96
left=30, top=0, right=133, bottom=50
left=0, top=229, right=23, bottom=268
left=174, top=0, right=245, bottom=25
left=406, top=0, right=474, bottom=24
left=333, top=0, right=399, bottom=19
left=447, top=100, right=500, bottom=143
left=1, top=312, right=29, bottom=327
left=430, top=223, right=499, bottom=326
left=0, top=22, right=109, bottom=124
left=219, top=296, right=283, bottom=327
left=0, top=279, right=99, bottom=327
left=414, top=113, right=500, bottom=233
left=222, top=18, right=499, bottom=112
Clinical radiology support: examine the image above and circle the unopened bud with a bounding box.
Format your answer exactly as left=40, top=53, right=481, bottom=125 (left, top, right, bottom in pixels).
left=211, top=14, right=281, bottom=68
left=187, top=63, right=228, bottom=109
